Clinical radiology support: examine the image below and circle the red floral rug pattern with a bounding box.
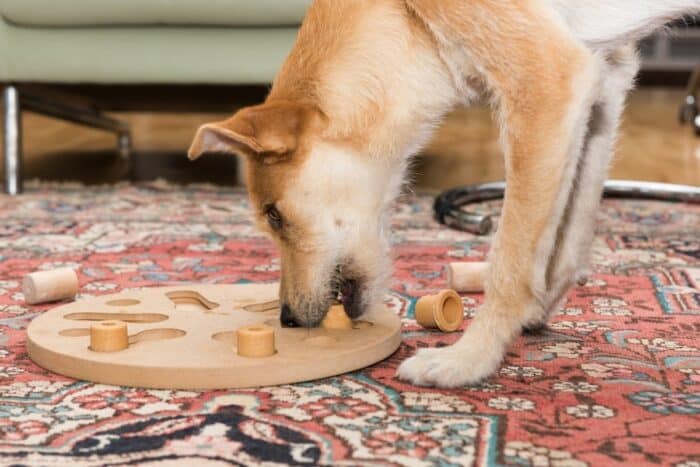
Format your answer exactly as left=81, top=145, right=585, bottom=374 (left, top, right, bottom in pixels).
left=0, top=182, right=698, bottom=466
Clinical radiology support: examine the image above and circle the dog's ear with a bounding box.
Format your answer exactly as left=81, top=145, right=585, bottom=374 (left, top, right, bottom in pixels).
left=188, top=102, right=314, bottom=164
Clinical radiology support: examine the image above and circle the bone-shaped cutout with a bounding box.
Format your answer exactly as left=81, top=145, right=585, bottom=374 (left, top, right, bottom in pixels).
left=166, top=290, right=220, bottom=312
left=106, top=299, right=140, bottom=307
left=59, top=328, right=91, bottom=337
left=211, top=330, right=236, bottom=346
left=128, top=328, right=185, bottom=344
left=59, top=327, right=185, bottom=345
left=64, top=312, right=168, bottom=323
left=241, top=299, right=280, bottom=313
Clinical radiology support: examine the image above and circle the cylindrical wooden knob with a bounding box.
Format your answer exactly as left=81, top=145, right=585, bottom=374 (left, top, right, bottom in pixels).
left=322, top=304, right=353, bottom=330
left=23, top=268, right=79, bottom=305
left=415, top=289, right=464, bottom=332
left=446, top=262, right=487, bottom=293
left=237, top=325, right=275, bottom=358
left=90, top=320, right=129, bottom=352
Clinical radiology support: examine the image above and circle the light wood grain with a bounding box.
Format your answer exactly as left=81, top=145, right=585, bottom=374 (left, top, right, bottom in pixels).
left=2, top=89, right=698, bottom=189
left=26, top=284, right=402, bottom=390
left=418, top=89, right=699, bottom=190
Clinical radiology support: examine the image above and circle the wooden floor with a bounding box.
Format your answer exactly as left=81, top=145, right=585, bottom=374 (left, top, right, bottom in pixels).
left=2, top=88, right=699, bottom=191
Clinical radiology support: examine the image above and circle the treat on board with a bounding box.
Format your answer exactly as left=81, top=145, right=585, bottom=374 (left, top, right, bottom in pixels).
left=237, top=324, right=276, bottom=358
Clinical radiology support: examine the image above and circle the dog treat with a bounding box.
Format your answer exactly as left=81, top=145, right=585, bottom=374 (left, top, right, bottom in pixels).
left=446, top=262, right=487, bottom=293
left=415, top=289, right=464, bottom=332
left=322, top=303, right=353, bottom=330
left=237, top=325, right=276, bottom=358
left=90, top=320, right=129, bottom=352
left=23, top=268, right=79, bottom=305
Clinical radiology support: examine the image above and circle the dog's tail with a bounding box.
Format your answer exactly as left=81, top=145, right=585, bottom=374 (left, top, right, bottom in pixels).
left=550, top=0, right=700, bottom=49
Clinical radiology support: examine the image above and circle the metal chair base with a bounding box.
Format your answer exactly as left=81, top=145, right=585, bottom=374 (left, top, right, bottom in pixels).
left=2, top=85, right=131, bottom=195
left=435, top=180, right=700, bottom=235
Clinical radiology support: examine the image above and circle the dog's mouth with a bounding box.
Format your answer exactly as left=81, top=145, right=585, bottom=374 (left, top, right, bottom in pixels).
left=332, top=271, right=363, bottom=319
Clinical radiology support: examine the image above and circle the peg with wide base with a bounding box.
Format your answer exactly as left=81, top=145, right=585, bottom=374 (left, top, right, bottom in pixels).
left=415, top=289, right=464, bottom=332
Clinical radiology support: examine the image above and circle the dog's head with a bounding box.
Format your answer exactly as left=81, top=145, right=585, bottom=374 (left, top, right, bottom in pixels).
left=188, top=101, right=396, bottom=327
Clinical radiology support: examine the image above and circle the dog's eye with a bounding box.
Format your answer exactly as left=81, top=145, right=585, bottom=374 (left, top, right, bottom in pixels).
left=265, top=204, right=283, bottom=230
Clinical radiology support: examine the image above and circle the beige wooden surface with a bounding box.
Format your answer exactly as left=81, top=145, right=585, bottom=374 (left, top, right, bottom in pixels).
left=27, top=284, right=402, bottom=390
left=1, top=88, right=697, bottom=189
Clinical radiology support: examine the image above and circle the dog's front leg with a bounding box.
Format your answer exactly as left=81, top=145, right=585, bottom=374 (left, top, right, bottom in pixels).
left=398, top=2, right=606, bottom=387
left=522, top=45, right=641, bottom=331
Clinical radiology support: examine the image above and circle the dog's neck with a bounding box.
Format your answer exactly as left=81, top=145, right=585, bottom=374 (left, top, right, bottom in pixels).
left=268, top=0, right=460, bottom=164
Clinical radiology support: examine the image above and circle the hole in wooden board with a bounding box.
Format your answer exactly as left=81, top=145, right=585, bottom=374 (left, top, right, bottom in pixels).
left=242, top=299, right=280, bottom=313
left=64, top=312, right=168, bottom=323
left=166, top=291, right=220, bottom=312
left=59, top=328, right=90, bottom=337
left=352, top=321, right=374, bottom=329
left=212, top=331, right=237, bottom=347
left=106, top=299, right=140, bottom=307
left=61, top=327, right=185, bottom=345
left=129, top=329, right=186, bottom=345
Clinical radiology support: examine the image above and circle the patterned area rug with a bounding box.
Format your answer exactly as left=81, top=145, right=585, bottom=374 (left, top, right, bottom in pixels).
left=0, top=182, right=698, bottom=466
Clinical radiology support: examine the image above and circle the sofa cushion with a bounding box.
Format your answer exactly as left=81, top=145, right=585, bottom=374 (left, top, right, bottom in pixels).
left=0, top=0, right=311, bottom=27
left=0, top=24, right=298, bottom=84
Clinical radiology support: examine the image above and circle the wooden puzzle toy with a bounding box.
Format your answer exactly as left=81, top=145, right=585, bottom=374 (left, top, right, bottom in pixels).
left=26, top=283, right=401, bottom=390
left=23, top=268, right=79, bottom=305
left=446, top=262, right=487, bottom=293
left=415, top=289, right=464, bottom=332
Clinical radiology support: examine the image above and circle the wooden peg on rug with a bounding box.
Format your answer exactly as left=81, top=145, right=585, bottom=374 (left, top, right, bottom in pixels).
left=415, top=289, right=464, bottom=332
left=446, top=262, right=487, bottom=293
left=23, top=268, right=79, bottom=305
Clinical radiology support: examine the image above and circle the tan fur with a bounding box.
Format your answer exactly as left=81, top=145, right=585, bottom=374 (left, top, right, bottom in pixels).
left=405, top=1, right=596, bottom=322
left=189, top=0, right=697, bottom=387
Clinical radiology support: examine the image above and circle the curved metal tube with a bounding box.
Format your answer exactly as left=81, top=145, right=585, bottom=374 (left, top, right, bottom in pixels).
left=435, top=180, right=700, bottom=235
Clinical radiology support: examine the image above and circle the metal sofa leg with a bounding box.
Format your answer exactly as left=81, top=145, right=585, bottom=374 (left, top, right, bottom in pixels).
left=236, top=157, right=248, bottom=187
left=118, top=131, right=132, bottom=161
left=679, top=65, right=700, bottom=135
left=20, top=91, right=132, bottom=161
left=3, top=86, right=22, bottom=195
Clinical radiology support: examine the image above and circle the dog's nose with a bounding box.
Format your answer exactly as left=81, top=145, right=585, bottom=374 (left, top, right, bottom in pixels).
left=280, top=304, right=300, bottom=327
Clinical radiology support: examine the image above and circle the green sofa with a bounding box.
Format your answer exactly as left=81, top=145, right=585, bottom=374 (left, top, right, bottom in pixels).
left=0, top=0, right=311, bottom=194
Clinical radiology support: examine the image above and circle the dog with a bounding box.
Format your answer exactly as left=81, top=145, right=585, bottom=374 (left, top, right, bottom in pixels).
left=188, top=0, right=700, bottom=388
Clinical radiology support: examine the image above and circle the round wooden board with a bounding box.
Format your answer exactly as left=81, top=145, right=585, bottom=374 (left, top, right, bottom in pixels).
left=26, top=284, right=402, bottom=390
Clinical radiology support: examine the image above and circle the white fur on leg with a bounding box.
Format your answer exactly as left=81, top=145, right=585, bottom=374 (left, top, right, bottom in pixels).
left=397, top=308, right=515, bottom=388
left=397, top=338, right=505, bottom=388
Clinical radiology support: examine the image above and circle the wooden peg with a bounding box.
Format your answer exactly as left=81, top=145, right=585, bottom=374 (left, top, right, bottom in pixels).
left=23, top=268, right=79, bottom=305
left=237, top=325, right=276, bottom=358
left=415, top=289, right=463, bottom=332
left=90, top=320, right=129, bottom=352
left=446, top=262, right=487, bottom=293
left=322, top=303, right=353, bottom=330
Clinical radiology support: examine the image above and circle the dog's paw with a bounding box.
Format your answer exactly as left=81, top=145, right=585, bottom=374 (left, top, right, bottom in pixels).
left=396, top=343, right=502, bottom=388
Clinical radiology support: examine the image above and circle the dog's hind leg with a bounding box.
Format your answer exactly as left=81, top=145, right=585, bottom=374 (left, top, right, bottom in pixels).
left=523, top=45, right=640, bottom=332
left=398, top=0, right=606, bottom=387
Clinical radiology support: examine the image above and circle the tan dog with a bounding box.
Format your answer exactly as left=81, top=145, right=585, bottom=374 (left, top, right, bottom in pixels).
left=189, top=0, right=700, bottom=387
